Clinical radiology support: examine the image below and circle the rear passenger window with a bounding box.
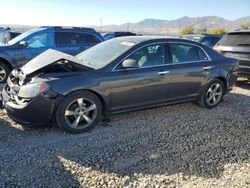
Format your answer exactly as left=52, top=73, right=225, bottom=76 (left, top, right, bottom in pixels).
left=55, top=32, right=76, bottom=46
left=55, top=32, right=101, bottom=46
left=169, top=43, right=208, bottom=63
left=75, top=33, right=101, bottom=44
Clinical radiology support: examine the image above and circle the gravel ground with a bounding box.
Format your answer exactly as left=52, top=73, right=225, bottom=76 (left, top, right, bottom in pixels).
left=0, top=81, right=249, bottom=188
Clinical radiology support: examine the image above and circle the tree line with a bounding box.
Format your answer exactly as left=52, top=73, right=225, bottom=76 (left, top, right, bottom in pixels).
left=181, top=26, right=226, bottom=35
left=181, top=23, right=250, bottom=35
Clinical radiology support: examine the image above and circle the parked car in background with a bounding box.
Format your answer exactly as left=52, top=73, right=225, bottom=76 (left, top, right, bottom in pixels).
left=0, top=28, right=11, bottom=44
left=182, top=34, right=222, bottom=48
left=213, top=30, right=250, bottom=80
left=103, top=31, right=137, bottom=40
left=0, top=27, right=21, bottom=44
left=9, top=31, right=21, bottom=39
left=0, top=26, right=104, bottom=83
left=1, top=37, right=238, bottom=134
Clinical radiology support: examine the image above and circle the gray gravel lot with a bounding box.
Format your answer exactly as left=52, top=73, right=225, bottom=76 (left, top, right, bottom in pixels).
left=0, top=81, right=249, bottom=188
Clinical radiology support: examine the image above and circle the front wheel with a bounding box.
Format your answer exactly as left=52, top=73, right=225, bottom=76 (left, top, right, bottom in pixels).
left=56, top=91, right=103, bottom=134
left=198, top=79, right=225, bottom=109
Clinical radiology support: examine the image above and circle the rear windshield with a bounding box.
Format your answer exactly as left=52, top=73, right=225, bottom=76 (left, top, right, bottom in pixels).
left=218, top=32, right=250, bottom=46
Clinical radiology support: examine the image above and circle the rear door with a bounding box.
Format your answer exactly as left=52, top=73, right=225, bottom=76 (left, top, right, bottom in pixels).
left=166, top=42, right=213, bottom=101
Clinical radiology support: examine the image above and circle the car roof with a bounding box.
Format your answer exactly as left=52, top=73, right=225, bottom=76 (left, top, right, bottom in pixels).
left=113, top=36, right=176, bottom=42
left=40, top=26, right=98, bottom=33
left=228, top=30, right=250, bottom=34
left=110, top=36, right=201, bottom=45
left=183, top=34, right=221, bottom=37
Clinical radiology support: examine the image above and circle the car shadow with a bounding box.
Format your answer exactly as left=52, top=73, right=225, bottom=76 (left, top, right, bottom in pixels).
left=0, top=88, right=249, bottom=186
left=237, top=79, right=250, bottom=90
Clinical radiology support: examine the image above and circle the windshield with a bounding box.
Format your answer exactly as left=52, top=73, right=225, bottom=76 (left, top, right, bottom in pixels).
left=217, top=32, right=250, bottom=46
left=76, top=39, right=135, bottom=69
left=8, top=28, right=43, bottom=45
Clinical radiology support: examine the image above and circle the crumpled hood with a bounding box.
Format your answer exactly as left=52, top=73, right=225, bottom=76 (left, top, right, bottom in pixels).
left=21, top=49, right=82, bottom=75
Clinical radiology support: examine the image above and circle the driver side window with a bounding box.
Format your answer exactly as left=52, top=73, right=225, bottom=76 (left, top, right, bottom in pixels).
left=127, top=44, right=165, bottom=68
left=27, top=33, right=53, bottom=48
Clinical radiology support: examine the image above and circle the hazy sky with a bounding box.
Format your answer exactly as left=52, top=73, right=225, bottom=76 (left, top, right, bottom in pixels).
left=0, top=0, right=249, bottom=26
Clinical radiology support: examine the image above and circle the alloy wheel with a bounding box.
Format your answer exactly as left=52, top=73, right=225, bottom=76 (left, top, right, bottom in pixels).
left=206, top=83, right=223, bottom=106
left=64, top=98, right=97, bottom=129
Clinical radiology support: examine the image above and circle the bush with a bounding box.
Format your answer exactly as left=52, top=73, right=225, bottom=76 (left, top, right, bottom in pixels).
left=181, top=26, right=194, bottom=35
left=196, top=28, right=207, bottom=34
left=210, top=28, right=226, bottom=35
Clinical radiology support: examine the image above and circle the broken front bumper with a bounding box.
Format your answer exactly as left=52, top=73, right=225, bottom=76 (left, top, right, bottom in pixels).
left=1, top=87, right=56, bottom=127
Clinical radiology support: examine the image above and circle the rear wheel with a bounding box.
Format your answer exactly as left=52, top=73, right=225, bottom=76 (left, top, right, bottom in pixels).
left=56, top=91, right=103, bottom=134
left=0, top=62, right=11, bottom=83
left=198, top=79, right=225, bottom=109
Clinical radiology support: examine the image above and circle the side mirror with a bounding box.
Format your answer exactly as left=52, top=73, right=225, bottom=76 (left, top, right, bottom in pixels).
left=121, top=59, right=138, bottom=69
left=19, top=41, right=28, bottom=47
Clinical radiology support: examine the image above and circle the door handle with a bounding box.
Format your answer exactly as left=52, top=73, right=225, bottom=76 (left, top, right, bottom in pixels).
left=203, top=66, right=212, bottom=70
left=158, top=70, right=170, bottom=75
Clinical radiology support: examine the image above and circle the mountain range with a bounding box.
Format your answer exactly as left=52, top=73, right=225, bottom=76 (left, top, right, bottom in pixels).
left=94, top=16, right=250, bottom=35
left=1, top=16, right=250, bottom=35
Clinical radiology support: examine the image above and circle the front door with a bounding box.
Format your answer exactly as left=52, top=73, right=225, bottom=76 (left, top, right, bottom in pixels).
left=109, top=44, right=170, bottom=113
left=14, top=32, right=54, bottom=66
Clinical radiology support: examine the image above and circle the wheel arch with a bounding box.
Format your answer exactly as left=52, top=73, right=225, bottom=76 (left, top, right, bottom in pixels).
left=214, top=76, right=228, bottom=91
left=83, top=89, right=107, bottom=113
left=0, top=57, right=13, bottom=70
left=54, top=88, right=107, bottom=116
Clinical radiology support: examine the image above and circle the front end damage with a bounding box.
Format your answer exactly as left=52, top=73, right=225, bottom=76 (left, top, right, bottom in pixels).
left=0, top=49, right=88, bottom=127
left=1, top=70, right=57, bottom=127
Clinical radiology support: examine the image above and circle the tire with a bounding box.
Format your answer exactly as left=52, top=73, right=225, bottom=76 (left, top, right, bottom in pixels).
left=0, top=62, right=11, bottom=83
left=198, top=79, right=225, bottom=109
left=56, top=91, right=103, bottom=134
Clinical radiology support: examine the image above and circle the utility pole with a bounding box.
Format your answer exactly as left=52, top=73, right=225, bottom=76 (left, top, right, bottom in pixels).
left=100, top=18, right=103, bottom=32
left=179, top=17, right=182, bottom=34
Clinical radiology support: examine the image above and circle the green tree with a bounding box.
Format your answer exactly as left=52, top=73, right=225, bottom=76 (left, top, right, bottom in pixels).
left=210, top=28, right=226, bottom=35
left=181, top=26, right=194, bottom=35
left=196, top=28, right=207, bottom=34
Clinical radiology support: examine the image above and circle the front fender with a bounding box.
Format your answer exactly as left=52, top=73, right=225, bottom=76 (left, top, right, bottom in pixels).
left=0, top=50, right=15, bottom=67
left=48, top=73, right=110, bottom=114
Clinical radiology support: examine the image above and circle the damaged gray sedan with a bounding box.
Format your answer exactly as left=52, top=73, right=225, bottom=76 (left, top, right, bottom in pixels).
left=0, top=37, right=238, bottom=134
